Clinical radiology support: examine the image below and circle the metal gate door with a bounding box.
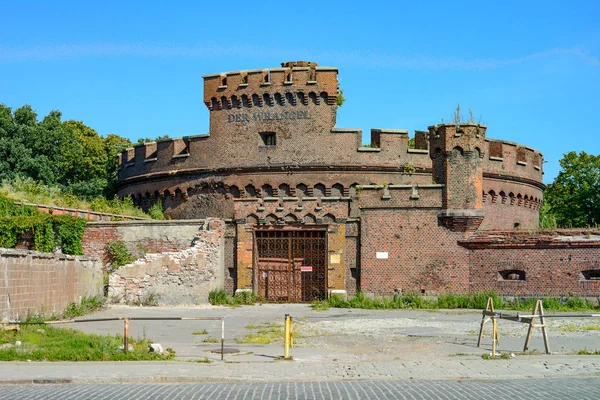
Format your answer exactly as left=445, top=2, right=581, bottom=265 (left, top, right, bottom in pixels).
left=255, top=229, right=327, bottom=302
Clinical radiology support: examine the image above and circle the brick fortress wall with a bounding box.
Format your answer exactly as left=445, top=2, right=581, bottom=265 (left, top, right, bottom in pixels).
left=111, top=60, right=579, bottom=300
left=115, top=61, right=544, bottom=233
left=462, top=231, right=600, bottom=297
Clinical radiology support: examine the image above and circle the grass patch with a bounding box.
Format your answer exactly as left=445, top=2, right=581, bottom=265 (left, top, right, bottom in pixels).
left=577, top=348, right=600, bottom=355
left=189, top=357, right=213, bottom=363
left=20, top=295, right=106, bottom=323
left=202, top=337, right=219, bottom=343
left=235, top=322, right=284, bottom=344
left=0, top=325, right=174, bottom=361
left=1, top=177, right=150, bottom=219
left=192, top=330, right=208, bottom=335
left=557, top=323, right=600, bottom=332
left=516, top=349, right=540, bottom=356
left=312, top=291, right=600, bottom=312
left=62, top=295, right=106, bottom=319
left=448, top=353, right=469, bottom=357
left=582, top=324, right=600, bottom=331
left=482, top=353, right=511, bottom=360
left=208, top=290, right=262, bottom=307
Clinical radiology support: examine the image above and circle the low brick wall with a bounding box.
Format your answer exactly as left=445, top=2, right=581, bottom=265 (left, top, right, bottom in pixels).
left=0, top=249, right=103, bottom=321
left=462, top=230, right=600, bottom=297
left=108, top=219, right=225, bottom=305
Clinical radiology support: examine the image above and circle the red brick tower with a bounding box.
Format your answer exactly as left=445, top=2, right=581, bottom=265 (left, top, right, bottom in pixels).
left=428, top=123, right=487, bottom=232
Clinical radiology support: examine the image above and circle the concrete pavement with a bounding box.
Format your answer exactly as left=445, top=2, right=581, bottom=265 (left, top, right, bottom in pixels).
left=1, top=355, right=599, bottom=385
left=1, top=304, right=599, bottom=385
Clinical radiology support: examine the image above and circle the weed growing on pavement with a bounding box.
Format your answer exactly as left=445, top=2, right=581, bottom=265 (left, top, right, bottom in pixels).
left=0, top=325, right=175, bottom=361
left=235, top=322, right=284, bottom=344
left=202, top=337, right=219, bottom=343
left=189, top=358, right=213, bottom=363
left=516, top=349, right=540, bottom=356
left=62, top=295, right=106, bottom=319
left=448, top=353, right=469, bottom=357
left=208, top=290, right=263, bottom=306
left=312, top=291, right=599, bottom=312
left=577, top=348, right=600, bottom=355
left=19, top=295, right=106, bottom=323
left=481, top=353, right=511, bottom=360
left=558, top=323, right=600, bottom=332
left=192, top=330, right=209, bottom=335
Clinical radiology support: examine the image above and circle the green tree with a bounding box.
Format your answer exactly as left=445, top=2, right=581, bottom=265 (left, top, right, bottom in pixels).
left=543, top=151, right=600, bottom=227
left=0, top=104, right=55, bottom=184
left=61, top=121, right=109, bottom=198
left=104, top=134, right=133, bottom=197
left=136, top=134, right=169, bottom=145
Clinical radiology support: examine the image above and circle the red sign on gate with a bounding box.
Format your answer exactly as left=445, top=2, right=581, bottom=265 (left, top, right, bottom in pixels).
left=300, top=266, right=313, bottom=272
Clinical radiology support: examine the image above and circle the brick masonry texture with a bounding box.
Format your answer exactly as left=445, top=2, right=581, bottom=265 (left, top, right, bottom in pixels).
left=108, top=219, right=225, bottom=305
left=82, top=220, right=205, bottom=267
left=105, top=60, right=600, bottom=300
left=0, top=249, right=103, bottom=321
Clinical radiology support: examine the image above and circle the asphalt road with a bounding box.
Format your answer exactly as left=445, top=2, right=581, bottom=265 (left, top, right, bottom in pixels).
left=1, top=378, right=599, bottom=400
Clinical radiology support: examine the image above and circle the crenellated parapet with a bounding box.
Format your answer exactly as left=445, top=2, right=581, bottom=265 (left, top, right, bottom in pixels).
left=484, top=138, right=543, bottom=183
left=203, top=61, right=339, bottom=111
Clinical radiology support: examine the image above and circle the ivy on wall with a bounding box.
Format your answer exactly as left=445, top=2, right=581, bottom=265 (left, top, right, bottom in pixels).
left=0, top=195, right=86, bottom=255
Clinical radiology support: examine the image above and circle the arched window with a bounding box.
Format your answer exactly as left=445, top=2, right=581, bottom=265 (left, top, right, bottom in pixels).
left=261, top=184, right=273, bottom=197
left=331, top=183, right=344, bottom=197
left=296, top=183, right=308, bottom=198
left=313, top=183, right=326, bottom=198
left=498, top=270, right=526, bottom=281
left=279, top=183, right=291, bottom=197
left=245, top=184, right=257, bottom=198
left=229, top=185, right=240, bottom=198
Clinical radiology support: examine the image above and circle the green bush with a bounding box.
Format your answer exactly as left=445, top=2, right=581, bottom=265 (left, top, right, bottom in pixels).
left=148, top=202, right=165, bottom=220
left=209, top=290, right=229, bottom=305
left=0, top=208, right=86, bottom=255
left=53, top=215, right=86, bottom=255
left=208, top=290, right=262, bottom=306
left=62, top=296, right=106, bottom=319
left=106, top=240, right=136, bottom=269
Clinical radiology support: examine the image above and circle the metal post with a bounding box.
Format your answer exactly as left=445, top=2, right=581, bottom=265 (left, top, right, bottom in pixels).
left=491, top=316, right=497, bottom=357
left=123, top=318, right=130, bottom=353
left=284, top=314, right=291, bottom=359
left=290, top=316, right=293, bottom=349
left=221, top=318, right=225, bottom=361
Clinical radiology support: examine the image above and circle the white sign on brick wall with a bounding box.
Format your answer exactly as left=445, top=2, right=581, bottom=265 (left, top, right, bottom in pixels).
left=376, top=252, right=388, bottom=259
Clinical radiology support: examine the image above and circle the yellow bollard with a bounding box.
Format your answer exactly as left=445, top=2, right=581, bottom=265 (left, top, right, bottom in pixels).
left=290, top=316, right=293, bottom=349
left=284, top=314, right=293, bottom=359
left=491, top=316, right=497, bottom=357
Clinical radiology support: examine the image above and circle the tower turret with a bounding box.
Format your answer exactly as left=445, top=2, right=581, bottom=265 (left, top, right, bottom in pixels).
left=428, top=123, right=487, bottom=232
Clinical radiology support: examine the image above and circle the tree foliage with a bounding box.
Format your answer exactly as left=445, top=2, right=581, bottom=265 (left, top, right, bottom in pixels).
left=136, top=134, right=169, bottom=145
left=0, top=103, right=136, bottom=199
left=543, top=151, right=600, bottom=228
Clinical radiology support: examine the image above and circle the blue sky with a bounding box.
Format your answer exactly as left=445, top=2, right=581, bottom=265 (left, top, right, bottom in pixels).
left=1, top=1, right=598, bottom=183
